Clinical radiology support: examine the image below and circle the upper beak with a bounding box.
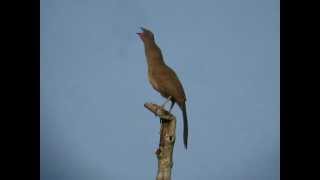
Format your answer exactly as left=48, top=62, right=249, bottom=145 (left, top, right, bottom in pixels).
left=137, top=27, right=146, bottom=37
left=136, top=31, right=144, bottom=39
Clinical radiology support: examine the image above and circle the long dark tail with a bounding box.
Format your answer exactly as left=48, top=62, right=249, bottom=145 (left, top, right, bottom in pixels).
left=180, top=102, right=188, bottom=149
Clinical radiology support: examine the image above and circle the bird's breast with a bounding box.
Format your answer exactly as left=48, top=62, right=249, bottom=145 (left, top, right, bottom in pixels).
left=148, top=69, right=160, bottom=91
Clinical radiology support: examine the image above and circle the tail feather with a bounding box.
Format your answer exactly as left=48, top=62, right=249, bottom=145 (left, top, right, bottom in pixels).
left=180, top=102, right=188, bottom=149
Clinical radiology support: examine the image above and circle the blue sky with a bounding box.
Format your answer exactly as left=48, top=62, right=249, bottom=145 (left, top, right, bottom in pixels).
left=41, top=0, right=279, bottom=179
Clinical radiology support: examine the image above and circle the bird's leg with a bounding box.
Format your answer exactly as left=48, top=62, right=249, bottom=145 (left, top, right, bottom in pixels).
left=159, top=96, right=172, bottom=124
left=169, top=101, right=175, bottom=113
left=161, top=96, right=172, bottom=109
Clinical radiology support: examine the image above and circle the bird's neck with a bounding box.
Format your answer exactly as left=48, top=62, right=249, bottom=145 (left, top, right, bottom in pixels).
left=144, top=41, right=166, bottom=68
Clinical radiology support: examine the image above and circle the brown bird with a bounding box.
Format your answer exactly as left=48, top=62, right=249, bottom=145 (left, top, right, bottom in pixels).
left=137, top=27, right=188, bottom=149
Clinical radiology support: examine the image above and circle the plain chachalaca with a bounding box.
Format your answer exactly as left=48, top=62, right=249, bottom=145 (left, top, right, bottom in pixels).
left=137, top=27, right=189, bottom=149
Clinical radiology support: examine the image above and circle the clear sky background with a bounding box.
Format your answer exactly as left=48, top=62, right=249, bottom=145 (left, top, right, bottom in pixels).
left=41, top=0, right=279, bottom=179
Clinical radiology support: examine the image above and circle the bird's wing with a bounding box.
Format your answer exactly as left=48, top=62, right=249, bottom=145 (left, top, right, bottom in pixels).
left=161, top=65, right=186, bottom=101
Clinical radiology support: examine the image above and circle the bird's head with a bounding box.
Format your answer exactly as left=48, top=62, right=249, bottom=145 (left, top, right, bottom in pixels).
left=137, top=27, right=155, bottom=43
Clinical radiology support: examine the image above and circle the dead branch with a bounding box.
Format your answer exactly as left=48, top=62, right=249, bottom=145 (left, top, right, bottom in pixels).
left=144, top=103, right=176, bottom=180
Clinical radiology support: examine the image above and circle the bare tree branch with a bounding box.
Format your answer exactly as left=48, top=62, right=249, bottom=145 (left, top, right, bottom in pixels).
left=144, top=103, right=176, bottom=180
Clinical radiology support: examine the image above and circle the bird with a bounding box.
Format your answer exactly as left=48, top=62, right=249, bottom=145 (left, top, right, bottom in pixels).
left=137, top=27, right=189, bottom=149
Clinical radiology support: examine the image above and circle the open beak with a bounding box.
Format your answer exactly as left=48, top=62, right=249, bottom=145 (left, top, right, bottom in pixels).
left=136, top=32, right=144, bottom=40
left=137, top=27, right=146, bottom=38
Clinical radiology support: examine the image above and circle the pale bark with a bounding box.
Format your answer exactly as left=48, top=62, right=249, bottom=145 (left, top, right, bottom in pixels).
left=144, top=103, right=176, bottom=180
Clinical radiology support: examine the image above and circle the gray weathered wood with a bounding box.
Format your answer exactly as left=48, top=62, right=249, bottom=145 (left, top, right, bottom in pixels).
left=144, top=103, right=176, bottom=180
